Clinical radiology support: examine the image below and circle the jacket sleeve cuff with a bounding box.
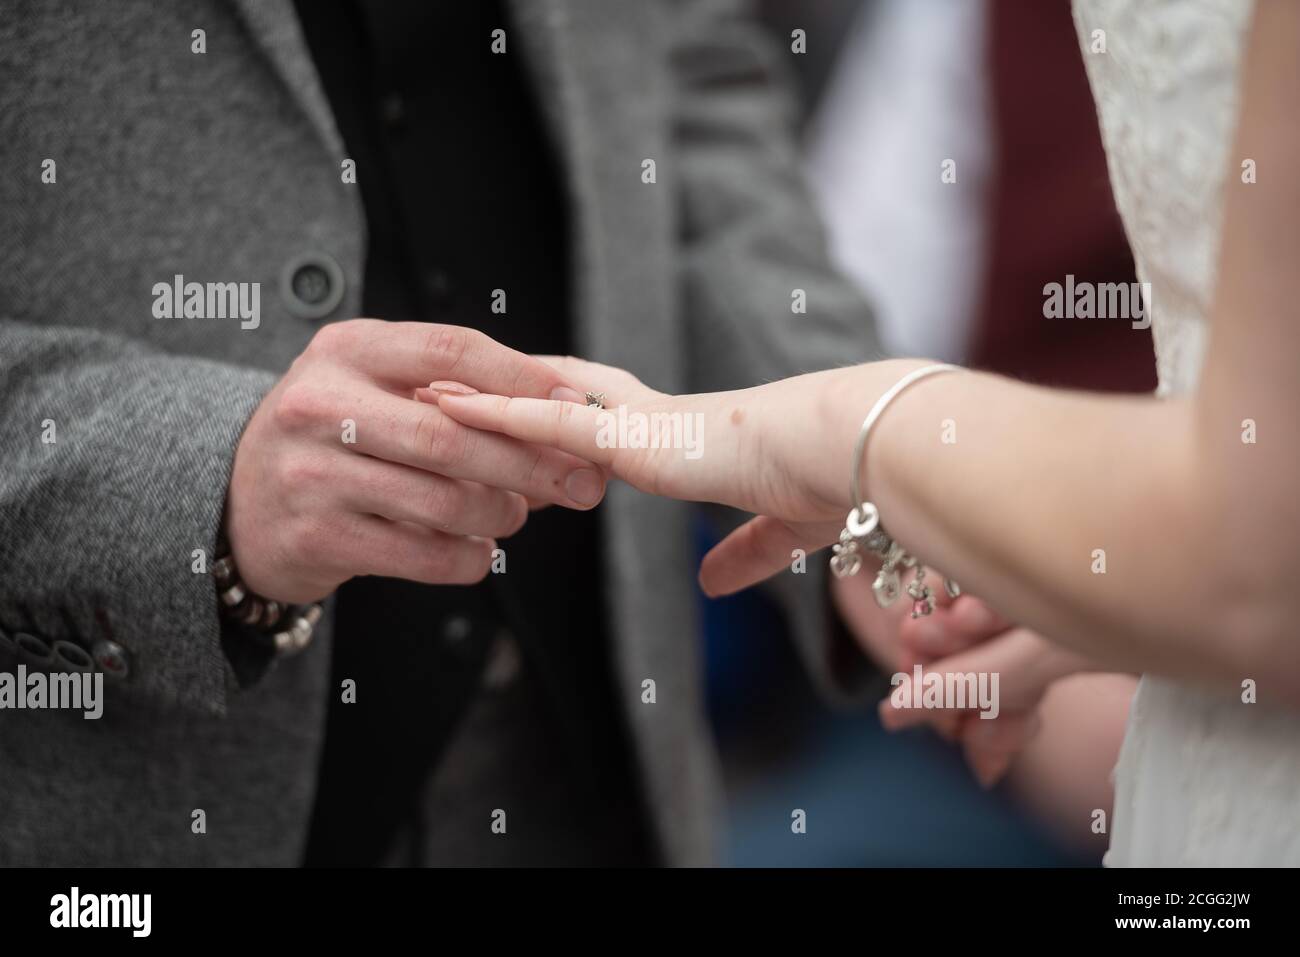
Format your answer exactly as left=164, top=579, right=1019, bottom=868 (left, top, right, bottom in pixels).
left=0, top=324, right=278, bottom=716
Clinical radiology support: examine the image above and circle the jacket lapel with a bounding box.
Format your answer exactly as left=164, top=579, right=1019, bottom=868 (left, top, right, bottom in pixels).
left=226, top=0, right=346, bottom=160
left=507, top=0, right=676, bottom=374
left=510, top=0, right=716, bottom=866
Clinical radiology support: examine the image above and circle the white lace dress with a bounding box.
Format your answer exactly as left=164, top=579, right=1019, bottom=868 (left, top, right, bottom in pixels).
left=1073, top=0, right=1300, bottom=866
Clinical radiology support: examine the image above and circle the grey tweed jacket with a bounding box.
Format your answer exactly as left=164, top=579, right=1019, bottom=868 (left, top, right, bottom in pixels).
left=0, top=0, right=880, bottom=866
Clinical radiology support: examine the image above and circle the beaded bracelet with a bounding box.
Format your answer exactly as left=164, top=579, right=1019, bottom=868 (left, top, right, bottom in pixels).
left=211, top=543, right=322, bottom=657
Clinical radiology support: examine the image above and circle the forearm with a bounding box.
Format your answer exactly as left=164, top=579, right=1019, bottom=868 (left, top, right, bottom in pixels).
left=814, top=3, right=1300, bottom=698
left=828, top=364, right=1291, bottom=697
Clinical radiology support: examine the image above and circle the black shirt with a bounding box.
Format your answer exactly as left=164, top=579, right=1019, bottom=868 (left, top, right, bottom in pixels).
left=294, top=0, right=653, bottom=866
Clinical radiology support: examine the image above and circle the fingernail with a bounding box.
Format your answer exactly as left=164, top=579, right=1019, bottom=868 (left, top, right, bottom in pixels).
left=550, top=386, right=586, bottom=404
left=428, top=380, right=477, bottom=395
left=564, top=468, right=604, bottom=507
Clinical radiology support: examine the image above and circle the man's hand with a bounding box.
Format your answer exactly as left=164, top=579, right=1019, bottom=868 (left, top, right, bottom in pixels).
left=224, top=320, right=606, bottom=603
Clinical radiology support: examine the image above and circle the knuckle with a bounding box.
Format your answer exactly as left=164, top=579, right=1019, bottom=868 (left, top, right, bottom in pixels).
left=516, top=447, right=545, bottom=492
left=412, top=408, right=467, bottom=466
left=417, top=546, right=452, bottom=581
left=273, top=380, right=329, bottom=433
left=427, top=539, right=492, bottom=584
left=458, top=423, right=481, bottom=469
left=554, top=399, right=578, bottom=432
left=421, top=480, right=460, bottom=526
left=419, top=544, right=457, bottom=582
left=422, top=324, right=474, bottom=375
left=308, top=318, right=358, bottom=357
left=276, top=453, right=327, bottom=492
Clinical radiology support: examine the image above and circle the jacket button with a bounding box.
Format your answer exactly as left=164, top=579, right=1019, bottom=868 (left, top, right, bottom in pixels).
left=52, top=640, right=94, bottom=674
left=14, top=632, right=54, bottom=670
left=280, top=252, right=345, bottom=320
left=92, top=639, right=131, bottom=681
left=440, top=615, right=472, bottom=645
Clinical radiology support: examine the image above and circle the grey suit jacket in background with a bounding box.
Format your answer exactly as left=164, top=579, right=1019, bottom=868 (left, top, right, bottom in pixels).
left=0, top=0, right=881, bottom=866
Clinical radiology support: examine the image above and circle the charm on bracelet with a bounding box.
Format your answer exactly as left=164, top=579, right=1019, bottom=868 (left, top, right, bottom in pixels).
left=830, top=503, right=959, bottom=619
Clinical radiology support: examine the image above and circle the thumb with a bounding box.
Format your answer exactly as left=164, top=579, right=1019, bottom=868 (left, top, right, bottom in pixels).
left=699, top=517, right=841, bottom=597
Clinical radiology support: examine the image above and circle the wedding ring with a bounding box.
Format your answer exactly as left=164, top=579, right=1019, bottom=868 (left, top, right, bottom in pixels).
left=585, top=391, right=605, bottom=409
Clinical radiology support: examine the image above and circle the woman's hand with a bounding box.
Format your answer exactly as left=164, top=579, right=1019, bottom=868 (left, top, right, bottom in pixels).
left=434, top=355, right=929, bottom=596
left=835, top=571, right=1061, bottom=787
left=879, top=595, right=1095, bottom=787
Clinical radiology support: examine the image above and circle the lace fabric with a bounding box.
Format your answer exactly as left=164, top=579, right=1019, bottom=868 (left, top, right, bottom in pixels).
left=1072, top=0, right=1300, bottom=865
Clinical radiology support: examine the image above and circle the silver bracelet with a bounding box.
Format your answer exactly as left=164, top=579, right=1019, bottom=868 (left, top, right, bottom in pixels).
left=830, top=363, right=961, bottom=618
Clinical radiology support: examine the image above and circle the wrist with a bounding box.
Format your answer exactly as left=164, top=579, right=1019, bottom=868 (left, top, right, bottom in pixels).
left=211, top=537, right=323, bottom=657
left=818, top=359, right=943, bottom=512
